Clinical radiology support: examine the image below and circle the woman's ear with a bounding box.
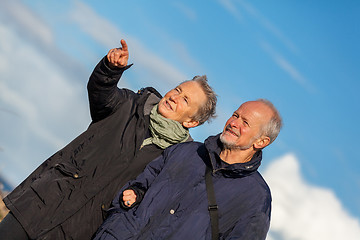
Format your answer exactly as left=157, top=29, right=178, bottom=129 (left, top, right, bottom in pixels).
left=182, top=120, right=200, bottom=129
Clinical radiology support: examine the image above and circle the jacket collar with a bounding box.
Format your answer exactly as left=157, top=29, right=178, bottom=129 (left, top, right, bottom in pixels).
left=137, top=87, right=163, bottom=116
left=204, top=134, right=263, bottom=178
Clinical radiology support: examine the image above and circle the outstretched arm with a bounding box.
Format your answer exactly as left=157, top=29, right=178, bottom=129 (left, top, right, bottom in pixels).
left=87, top=39, right=133, bottom=122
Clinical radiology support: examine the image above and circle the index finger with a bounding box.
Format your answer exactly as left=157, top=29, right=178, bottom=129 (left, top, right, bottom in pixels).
left=120, top=39, right=128, bottom=51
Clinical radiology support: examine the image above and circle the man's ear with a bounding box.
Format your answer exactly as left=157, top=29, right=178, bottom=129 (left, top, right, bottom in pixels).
left=182, top=120, right=200, bottom=129
left=253, top=136, right=271, bottom=149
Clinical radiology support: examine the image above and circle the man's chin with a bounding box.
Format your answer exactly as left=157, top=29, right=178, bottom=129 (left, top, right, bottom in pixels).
left=220, top=132, right=235, bottom=143
left=219, top=134, right=234, bottom=148
left=220, top=134, right=251, bottom=151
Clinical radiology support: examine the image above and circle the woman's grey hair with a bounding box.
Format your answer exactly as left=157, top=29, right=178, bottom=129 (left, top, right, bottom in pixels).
left=182, top=75, right=217, bottom=125
left=257, top=99, right=283, bottom=144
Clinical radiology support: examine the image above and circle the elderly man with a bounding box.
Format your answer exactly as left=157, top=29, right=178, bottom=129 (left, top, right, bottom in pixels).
left=94, top=99, right=282, bottom=240
left=0, top=39, right=217, bottom=240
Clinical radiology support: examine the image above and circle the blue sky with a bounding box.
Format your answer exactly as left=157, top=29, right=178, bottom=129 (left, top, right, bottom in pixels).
left=1, top=1, right=360, bottom=239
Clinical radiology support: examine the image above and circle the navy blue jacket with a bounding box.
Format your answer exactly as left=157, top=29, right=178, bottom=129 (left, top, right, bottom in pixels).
left=94, top=134, right=272, bottom=240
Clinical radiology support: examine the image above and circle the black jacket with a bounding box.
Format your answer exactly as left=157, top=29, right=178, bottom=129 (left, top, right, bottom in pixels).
left=4, top=57, right=169, bottom=239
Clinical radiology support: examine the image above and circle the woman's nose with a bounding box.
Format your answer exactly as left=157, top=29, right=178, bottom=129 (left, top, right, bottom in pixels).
left=169, top=94, right=179, bottom=102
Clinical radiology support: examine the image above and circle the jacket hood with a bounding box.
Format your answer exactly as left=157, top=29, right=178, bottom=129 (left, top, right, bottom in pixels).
left=204, top=134, right=263, bottom=178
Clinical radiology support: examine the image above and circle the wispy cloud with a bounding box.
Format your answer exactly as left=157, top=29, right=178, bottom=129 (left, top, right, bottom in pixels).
left=218, top=0, right=297, bottom=54
left=263, top=154, right=360, bottom=240
left=1, top=0, right=54, bottom=47
left=0, top=22, right=65, bottom=149
left=238, top=0, right=298, bottom=54
left=169, top=41, right=205, bottom=74
left=0, top=16, right=89, bottom=139
left=260, top=40, right=316, bottom=93
left=0, top=16, right=88, bottom=184
left=69, top=1, right=190, bottom=92
left=217, top=0, right=243, bottom=22
left=172, top=2, right=197, bottom=21
left=217, top=0, right=315, bottom=93
left=0, top=0, right=90, bottom=82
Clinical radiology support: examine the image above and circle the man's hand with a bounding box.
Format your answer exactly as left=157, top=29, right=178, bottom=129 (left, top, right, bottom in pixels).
left=122, top=189, right=137, bottom=207
left=107, top=39, right=129, bottom=68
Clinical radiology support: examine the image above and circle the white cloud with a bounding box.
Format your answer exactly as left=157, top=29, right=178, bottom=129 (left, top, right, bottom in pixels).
left=263, top=154, right=360, bottom=240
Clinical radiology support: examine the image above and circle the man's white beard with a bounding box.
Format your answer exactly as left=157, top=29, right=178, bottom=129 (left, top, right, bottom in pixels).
left=219, top=133, right=253, bottom=151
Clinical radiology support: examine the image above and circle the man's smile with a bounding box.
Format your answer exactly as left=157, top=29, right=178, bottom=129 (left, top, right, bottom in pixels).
left=225, top=125, right=239, bottom=137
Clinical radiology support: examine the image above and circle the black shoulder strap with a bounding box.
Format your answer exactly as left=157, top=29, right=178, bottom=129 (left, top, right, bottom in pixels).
left=205, top=165, right=219, bottom=240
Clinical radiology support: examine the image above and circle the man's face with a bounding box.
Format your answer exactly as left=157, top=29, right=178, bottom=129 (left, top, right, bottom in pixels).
left=158, top=81, right=207, bottom=128
left=220, top=101, right=273, bottom=150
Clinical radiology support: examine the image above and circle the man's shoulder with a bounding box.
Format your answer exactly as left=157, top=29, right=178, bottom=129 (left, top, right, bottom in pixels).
left=165, top=141, right=204, bottom=155
left=250, top=171, right=272, bottom=197
left=249, top=172, right=272, bottom=213
left=174, top=140, right=203, bottom=148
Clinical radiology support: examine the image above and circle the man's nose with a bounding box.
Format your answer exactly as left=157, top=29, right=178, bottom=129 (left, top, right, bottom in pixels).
left=229, top=119, right=239, bottom=128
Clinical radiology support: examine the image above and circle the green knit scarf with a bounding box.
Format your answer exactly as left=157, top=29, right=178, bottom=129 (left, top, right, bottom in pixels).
left=141, top=104, right=190, bottom=149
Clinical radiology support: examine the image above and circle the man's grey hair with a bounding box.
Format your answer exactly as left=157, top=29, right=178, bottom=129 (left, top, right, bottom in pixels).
left=257, top=99, right=283, bottom=144
left=182, top=75, right=217, bottom=125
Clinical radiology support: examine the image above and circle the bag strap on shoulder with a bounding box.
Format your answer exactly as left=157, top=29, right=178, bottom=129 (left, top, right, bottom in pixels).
left=205, top=165, right=219, bottom=240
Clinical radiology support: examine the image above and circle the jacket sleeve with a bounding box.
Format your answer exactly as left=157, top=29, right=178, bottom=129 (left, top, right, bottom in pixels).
left=87, top=56, right=133, bottom=122
left=110, top=147, right=171, bottom=209
left=223, top=211, right=270, bottom=240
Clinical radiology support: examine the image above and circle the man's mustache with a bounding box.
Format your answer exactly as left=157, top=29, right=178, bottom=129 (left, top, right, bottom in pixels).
left=225, top=125, right=239, bottom=137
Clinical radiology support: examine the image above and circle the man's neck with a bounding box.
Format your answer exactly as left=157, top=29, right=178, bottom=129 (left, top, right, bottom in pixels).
left=219, top=148, right=256, bottom=164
